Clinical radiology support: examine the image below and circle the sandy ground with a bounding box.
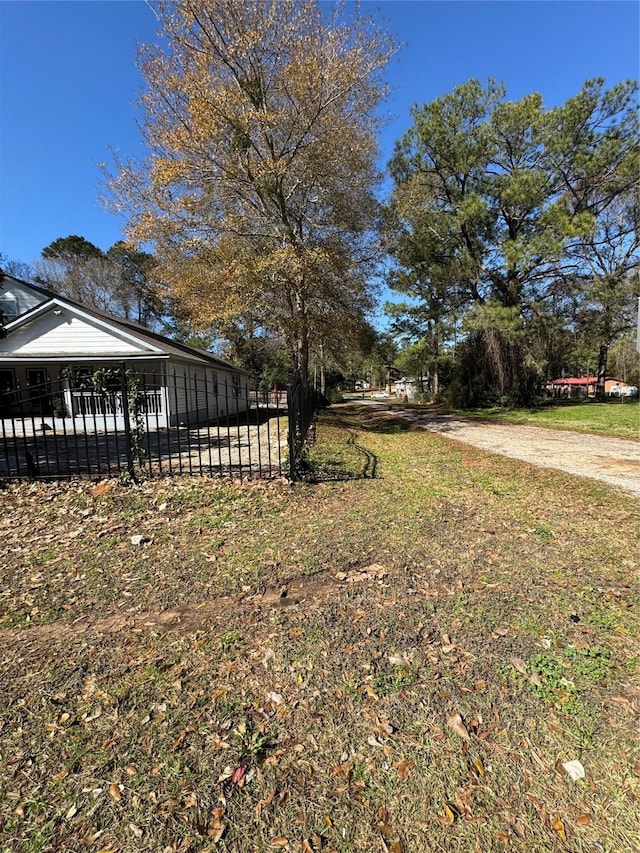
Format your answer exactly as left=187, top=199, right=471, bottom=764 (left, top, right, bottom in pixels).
left=371, top=406, right=640, bottom=498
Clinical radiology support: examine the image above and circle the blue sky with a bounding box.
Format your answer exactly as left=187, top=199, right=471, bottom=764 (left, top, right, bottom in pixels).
left=1, top=0, right=638, bottom=269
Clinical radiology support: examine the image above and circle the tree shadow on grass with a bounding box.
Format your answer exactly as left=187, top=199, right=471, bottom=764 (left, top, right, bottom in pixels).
left=300, top=431, right=378, bottom=482
left=300, top=405, right=421, bottom=482
left=322, top=404, right=417, bottom=435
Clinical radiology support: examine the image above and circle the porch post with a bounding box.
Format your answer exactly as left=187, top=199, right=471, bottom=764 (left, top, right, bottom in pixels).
left=120, top=362, right=135, bottom=479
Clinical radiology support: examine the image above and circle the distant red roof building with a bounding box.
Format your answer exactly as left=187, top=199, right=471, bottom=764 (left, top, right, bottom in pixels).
left=545, top=377, right=629, bottom=397
left=549, top=377, right=598, bottom=386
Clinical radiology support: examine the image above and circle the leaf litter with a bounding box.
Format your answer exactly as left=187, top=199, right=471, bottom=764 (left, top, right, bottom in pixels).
left=1, top=405, right=639, bottom=851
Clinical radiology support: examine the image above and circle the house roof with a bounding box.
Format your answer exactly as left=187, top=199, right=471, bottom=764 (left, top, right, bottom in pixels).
left=0, top=275, right=249, bottom=375
left=549, top=377, right=623, bottom=385
left=549, top=377, right=598, bottom=386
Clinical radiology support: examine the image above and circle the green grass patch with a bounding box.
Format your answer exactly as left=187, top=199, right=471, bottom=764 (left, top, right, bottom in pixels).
left=461, top=399, right=640, bottom=440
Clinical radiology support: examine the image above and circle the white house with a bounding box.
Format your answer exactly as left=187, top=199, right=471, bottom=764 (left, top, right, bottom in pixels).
left=0, top=275, right=250, bottom=429
left=394, top=377, right=422, bottom=401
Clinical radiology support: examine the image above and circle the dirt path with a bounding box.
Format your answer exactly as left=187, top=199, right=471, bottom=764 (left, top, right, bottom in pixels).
left=0, top=565, right=387, bottom=647
left=373, top=407, right=640, bottom=498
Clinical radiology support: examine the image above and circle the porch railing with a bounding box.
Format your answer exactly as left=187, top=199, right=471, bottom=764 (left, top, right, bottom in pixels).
left=70, top=389, right=164, bottom=417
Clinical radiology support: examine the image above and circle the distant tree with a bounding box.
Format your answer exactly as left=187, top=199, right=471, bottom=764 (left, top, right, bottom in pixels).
left=37, top=235, right=112, bottom=308
left=220, top=320, right=292, bottom=392
left=561, top=158, right=640, bottom=393
left=36, top=235, right=164, bottom=327
left=387, top=78, right=639, bottom=404
left=0, top=253, right=35, bottom=282
left=354, top=332, right=398, bottom=390
left=42, top=235, right=104, bottom=262
left=608, top=335, right=640, bottom=385
left=105, top=0, right=395, bottom=381
left=106, top=241, right=163, bottom=327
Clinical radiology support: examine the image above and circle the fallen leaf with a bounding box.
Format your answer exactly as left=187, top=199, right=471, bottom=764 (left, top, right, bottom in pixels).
left=266, top=691, right=283, bottom=705
left=562, top=759, right=585, bottom=782
left=108, top=782, right=121, bottom=802
left=374, top=716, right=395, bottom=738
left=576, top=813, right=591, bottom=826
left=551, top=814, right=566, bottom=841
left=93, top=482, right=114, bottom=497
left=446, top=713, right=470, bottom=741
left=255, top=786, right=276, bottom=818
left=471, top=756, right=485, bottom=779
left=207, top=807, right=226, bottom=842
left=395, top=759, right=412, bottom=780
left=364, top=563, right=388, bottom=577
left=271, top=838, right=289, bottom=848
left=440, top=803, right=456, bottom=825
left=262, top=648, right=275, bottom=668
left=218, top=766, right=234, bottom=783
left=231, top=764, right=248, bottom=785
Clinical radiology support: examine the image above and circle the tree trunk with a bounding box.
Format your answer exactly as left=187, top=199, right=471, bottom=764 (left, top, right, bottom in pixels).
left=293, top=290, right=310, bottom=383
left=596, top=344, right=608, bottom=399
left=319, top=343, right=325, bottom=396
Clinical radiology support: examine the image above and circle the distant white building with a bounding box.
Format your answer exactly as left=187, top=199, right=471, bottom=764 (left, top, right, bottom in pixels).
left=395, top=377, right=421, bottom=400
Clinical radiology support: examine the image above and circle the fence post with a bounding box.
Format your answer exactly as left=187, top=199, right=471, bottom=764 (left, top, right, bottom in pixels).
left=287, top=376, right=298, bottom=481
left=120, top=363, right=136, bottom=480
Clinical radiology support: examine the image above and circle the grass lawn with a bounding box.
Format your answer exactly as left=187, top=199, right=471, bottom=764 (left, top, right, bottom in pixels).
left=459, top=400, right=640, bottom=441
left=1, top=405, right=639, bottom=852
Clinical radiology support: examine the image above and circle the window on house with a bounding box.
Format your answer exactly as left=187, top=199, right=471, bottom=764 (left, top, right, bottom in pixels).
left=0, top=369, right=17, bottom=414
left=210, top=371, right=219, bottom=396
left=0, top=369, right=16, bottom=393
left=0, top=295, right=19, bottom=323
left=232, top=374, right=241, bottom=398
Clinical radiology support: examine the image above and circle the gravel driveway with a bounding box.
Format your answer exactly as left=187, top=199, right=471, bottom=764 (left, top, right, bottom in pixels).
left=372, top=406, right=640, bottom=498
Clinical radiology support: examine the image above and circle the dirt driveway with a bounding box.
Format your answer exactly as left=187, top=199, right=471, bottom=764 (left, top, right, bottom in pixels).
left=371, top=406, right=640, bottom=498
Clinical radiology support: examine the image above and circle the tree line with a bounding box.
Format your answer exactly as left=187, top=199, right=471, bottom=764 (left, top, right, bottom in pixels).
left=2, top=0, right=638, bottom=402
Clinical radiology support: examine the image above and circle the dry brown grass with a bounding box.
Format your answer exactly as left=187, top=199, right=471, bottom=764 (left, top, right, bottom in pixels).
left=1, top=405, right=639, bottom=852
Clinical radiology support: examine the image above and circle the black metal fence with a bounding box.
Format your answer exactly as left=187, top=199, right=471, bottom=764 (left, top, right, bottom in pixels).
left=0, top=369, right=294, bottom=482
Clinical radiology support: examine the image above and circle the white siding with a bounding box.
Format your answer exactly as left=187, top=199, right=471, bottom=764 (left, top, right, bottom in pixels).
left=165, top=362, right=249, bottom=425
left=5, top=312, right=148, bottom=356
left=0, top=279, right=48, bottom=319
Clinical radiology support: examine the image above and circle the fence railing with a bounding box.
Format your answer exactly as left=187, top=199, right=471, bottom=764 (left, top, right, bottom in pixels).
left=70, top=389, right=165, bottom=417
left=0, top=369, right=291, bottom=482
